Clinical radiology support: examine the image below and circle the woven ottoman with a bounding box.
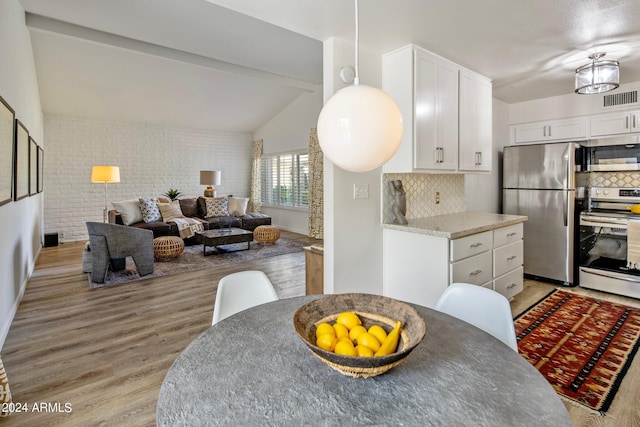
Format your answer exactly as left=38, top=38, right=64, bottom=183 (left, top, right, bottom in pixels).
left=153, top=236, right=185, bottom=261
left=254, top=225, right=280, bottom=245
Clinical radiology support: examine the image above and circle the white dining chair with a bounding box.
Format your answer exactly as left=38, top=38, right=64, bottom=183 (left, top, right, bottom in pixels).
left=435, top=282, right=518, bottom=351
left=211, top=270, right=279, bottom=325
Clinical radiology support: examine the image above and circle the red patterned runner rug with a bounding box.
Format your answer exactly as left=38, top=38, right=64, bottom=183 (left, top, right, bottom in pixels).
left=514, top=289, right=640, bottom=413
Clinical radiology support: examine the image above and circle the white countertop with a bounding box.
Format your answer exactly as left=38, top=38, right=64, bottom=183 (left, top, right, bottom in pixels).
left=382, top=212, right=528, bottom=239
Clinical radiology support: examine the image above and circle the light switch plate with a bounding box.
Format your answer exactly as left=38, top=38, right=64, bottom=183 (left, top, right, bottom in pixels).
left=354, top=184, right=369, bottom=199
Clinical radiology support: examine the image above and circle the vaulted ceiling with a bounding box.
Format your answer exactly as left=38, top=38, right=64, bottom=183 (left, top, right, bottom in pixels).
left=19, top=0, right=640, bottom=132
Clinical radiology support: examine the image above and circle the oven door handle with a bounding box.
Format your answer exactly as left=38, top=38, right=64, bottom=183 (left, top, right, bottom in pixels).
left=580, top=218, right=628, bottom=228
left=580, top=266, right=640, bottom=284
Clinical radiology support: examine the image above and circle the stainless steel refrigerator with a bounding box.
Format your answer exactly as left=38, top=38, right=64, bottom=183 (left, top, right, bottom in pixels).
left=503, top=142, right=582, bottom=286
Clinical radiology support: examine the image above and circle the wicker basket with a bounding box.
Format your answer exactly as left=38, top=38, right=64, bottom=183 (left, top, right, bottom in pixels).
left=153, top=236, right=184, bottom=261
left=254, top=225, right=280, bottom=244
left=293, top=294, right=426, bottom=378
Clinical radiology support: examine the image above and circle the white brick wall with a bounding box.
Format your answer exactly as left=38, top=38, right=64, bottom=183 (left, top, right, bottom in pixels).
left=43, top=115, right=252, bottom=242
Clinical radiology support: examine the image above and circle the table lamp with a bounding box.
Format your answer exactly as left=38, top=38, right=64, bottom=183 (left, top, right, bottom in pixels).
left=92, top=165, right=120, bottom=222
left=200, top=170, right=221, bottom=197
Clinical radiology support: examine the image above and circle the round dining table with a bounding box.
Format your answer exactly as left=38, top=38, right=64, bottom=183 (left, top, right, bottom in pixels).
left=157, top=295, right=572, bottom=426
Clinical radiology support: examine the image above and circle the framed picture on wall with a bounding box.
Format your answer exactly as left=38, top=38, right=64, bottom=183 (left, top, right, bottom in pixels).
left=37, top=145, right=44, bottom=193
left=0, top=95, right=15, bottom=206
left=14, top=120, right=29, bottom=201
left=29, top=137, right=38, bottom=196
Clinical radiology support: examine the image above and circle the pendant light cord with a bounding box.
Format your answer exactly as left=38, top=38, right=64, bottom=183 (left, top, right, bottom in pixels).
left=354, top=0, right=360, bottom=86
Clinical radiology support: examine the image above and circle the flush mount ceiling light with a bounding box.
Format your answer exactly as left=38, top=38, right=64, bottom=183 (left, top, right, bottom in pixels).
left=575, top=52, right=620, bottom=95
left=317, top=0, right=403, bottom=172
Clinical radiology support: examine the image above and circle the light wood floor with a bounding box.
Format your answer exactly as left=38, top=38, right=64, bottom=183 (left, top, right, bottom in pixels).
left=2, top=239, right=639, bottom=426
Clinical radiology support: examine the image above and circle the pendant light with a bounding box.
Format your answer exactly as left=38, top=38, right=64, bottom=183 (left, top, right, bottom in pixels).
left=317, top=0, right=403, bottom=172
left=575, top=52, right=620, bottom=95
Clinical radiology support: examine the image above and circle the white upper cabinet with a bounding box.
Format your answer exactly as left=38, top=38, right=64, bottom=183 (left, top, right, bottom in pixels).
left=590, top=110, right=640, bottom=137
left=459, top=70, right=492, bottom=172
left=382, top=44, right=492, bottom=173
left=512, top=118, right=587, bottom=144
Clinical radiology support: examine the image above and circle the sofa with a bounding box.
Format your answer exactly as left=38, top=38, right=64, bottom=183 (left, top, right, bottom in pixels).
left=108, top=196, right=271, bottom=239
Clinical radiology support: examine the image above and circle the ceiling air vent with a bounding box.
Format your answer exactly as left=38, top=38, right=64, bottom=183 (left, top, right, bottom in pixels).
left=603, top=90, right=637, bottom=107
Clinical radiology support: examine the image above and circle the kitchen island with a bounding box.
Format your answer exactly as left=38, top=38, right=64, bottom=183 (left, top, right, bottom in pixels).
left=383, top=212, right=528, bottom=307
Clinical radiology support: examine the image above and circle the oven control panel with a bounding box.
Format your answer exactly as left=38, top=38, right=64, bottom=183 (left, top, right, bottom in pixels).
left=590, top=187, right=640, bottom=202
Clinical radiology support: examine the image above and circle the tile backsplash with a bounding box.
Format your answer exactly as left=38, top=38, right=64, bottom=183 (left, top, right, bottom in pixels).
left=589, top=171, right=640, bottom=187
left=382, top=173, right=464, bottom=223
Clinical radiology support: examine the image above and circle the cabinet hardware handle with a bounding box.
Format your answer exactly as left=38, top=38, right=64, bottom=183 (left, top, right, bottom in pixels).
left=506, top=232, right=517, bottom=237
left=470, top=242, right=483, bottom=248
left=626, top=116, right=630, bottom=129
left=634, top=115, right=637, bottom=129
left=507, top=283, right=517, bottom=289
left=548, top=126, right=551, bottom=137
left=439, top=147, right=444, bottom=163
left=507, top=255, right=517, bottom=261
left=543, top=126, right=546, bottom=137
left=470, top=269, right=482, bottom=276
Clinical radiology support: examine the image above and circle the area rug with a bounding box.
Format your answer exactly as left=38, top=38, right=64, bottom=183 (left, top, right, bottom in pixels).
left=88, top=233, right=312, bottom=289
left=514, top=289, right=640, bottom=413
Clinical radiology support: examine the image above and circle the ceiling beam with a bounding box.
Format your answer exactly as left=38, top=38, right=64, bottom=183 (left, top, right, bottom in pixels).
left=25, top=13, right=320, bottom=93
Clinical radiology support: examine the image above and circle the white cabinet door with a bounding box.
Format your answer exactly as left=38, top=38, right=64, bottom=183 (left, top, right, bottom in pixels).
left=459, top=70, right=492, bottom=172
left=513, top=118, right=586, bottom=144
left=590, top=111, right=640, bottom=137
left=451, top=251, right=492, bottom=286
left=414, top=50, right=458, bottom=171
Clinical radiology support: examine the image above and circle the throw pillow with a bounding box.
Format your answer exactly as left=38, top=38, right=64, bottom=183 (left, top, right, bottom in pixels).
left=179, top=198, right=199, bottom=217
left=204, top=197, right=229, bottom=218
left=157, top=200, right=184, bottom=222
left=139, top=198, right=162, bottom=223
left=228, top=197, right=249, bottom=217
left=112, top=199, right=143, bottom=225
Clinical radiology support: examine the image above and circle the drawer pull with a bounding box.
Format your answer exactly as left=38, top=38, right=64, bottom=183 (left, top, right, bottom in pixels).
left=506, top=232, right=517, bottom=237
left=507, top=283, right=517, bottom=289
left=470, top=243, right=483, bottom=248
left=507, top=255, right=517, bottom=261
left=469, top=269, right=482, bottom=276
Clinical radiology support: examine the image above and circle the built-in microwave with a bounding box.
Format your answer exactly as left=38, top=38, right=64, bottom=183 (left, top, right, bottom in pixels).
left=586, top=135, right=640, bottom=171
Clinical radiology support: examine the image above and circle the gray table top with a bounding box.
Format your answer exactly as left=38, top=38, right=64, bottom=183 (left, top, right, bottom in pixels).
left=157, top=295, right=572, bottom=426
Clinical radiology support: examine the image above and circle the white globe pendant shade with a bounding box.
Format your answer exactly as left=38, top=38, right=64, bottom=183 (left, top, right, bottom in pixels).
left=317, top=84, right=403, bottom=172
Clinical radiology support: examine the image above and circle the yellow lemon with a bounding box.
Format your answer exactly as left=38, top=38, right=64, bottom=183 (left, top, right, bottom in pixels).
left=338, top=336, right=352, bottom=344
left=316, top=334, right=337, bottom=352
left=334, top=340, right=357, bottom=357
left=355, top=345, right=374, bottom=357
left=348, top=325, right=367, bottom=343
left=336, top=312, right=362, bottom=331
left=357, top=332, right=381, bottom=353
left=315, top=322, right=335, bottom=338
left=333, top=323, right=349, bottom=340
left=368, top=324, right=388, bottom=344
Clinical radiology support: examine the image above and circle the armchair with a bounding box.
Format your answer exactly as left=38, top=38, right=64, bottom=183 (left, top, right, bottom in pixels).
left=86, top=222, right=154, bottom=284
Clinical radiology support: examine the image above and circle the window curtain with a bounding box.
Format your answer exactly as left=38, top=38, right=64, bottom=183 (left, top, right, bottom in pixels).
left=248, top=139, right=263, bottom=213
left=308, top=128, right=323, bottom=239
left=0, top=356, right=11, bottom=417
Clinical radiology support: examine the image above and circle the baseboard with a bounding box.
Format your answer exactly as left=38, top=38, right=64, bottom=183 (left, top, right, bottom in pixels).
left=273, top=225, right=308, bottom=235
left=0, top=245, right=40, bottom=350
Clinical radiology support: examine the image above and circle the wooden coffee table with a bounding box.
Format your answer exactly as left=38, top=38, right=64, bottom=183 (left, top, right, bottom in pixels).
left=196, top=228, right=253, bottom=256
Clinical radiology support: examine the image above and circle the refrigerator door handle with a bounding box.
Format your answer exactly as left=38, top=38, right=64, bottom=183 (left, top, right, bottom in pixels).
left=563, top=191, right=568, bottom=227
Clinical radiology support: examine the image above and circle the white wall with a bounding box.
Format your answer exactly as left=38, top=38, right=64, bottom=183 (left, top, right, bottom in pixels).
left=0, top=0, right=44, bottom=349
left=464, top=98, right=509, bottom=213
left=253, top=90, right=323, bottom=234
left=509, top=81, right=640, bottom=124
left=44, top=115, right=252, bottom=242
left=323, top=37, right=384, bottom=295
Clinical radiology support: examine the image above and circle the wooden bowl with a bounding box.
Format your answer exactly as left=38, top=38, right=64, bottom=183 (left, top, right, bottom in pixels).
left=293, top=293, right=426, bottom=378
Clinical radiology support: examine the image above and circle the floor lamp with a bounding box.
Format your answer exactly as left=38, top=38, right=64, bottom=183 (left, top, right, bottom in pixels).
left=92, top=166, right=120, bottom=223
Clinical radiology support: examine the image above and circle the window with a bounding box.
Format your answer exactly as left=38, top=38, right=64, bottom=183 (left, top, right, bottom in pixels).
left=260, top=151, right=309, bottom=208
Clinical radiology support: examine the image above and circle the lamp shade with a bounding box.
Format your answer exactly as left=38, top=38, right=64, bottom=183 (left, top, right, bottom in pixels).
left=575, top=53, right=620, bottom=95
left=200, top=170, right=221, bottom=186
left=91, top=166, right=120, bottom=183
left=317, top=84, right=403, bottom=172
